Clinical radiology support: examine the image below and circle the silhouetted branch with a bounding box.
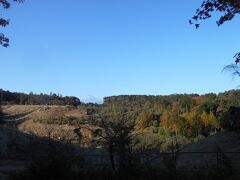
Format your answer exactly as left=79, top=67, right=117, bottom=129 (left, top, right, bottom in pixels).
left=191, top=0, right=240, bottom=28
left=0, top=0, right=24, bottom=47
left=223, top=63, right=240, bottom=78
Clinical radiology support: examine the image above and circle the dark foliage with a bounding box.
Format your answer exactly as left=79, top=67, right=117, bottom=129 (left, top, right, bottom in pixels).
left=0, top=89, right=81, bottom=106
left=0, top=0, right=24, bottom=47
left=191, top=0, right=240, bottom=27
left=192, top=0, right=240, bottom=75
left=92, top=107, right=135, bottom=170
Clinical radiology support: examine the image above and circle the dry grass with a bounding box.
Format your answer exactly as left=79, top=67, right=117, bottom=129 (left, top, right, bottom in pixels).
left=2, top=105, right=98, bottom=147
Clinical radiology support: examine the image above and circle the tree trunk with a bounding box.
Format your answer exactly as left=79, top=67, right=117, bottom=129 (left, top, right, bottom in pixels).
left=0, top=105, right=1, bottom=116
left=108, top=142, right=115, bottom=170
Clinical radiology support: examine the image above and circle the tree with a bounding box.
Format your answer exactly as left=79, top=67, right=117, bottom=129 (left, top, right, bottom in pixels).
left=185, top=111, right=202, bottom=138
left=0, top=91, right=2, bottom=116
left=0, top=0, right=23, bottom=47
left=92, top=105, right=135, bottom=169
left=191, top=0, right=240, bottom=75
left=200, top=111, right=220, bottom=135
left=191, top=0, right=240, bottom=27
left=135, top=112, right=153, bottom=130
left=200, top=101, right=217, bottom=115
left=160, top=110, right=179, bottom=134
left=178, top=95, right=196, bottom=114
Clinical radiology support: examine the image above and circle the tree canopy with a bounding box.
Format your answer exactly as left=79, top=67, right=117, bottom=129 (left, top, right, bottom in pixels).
left=192, top=0, right=240, bottom=76
left=0, top=0, right=23, bottom=47
left=191, top=0, right=240, bottom=27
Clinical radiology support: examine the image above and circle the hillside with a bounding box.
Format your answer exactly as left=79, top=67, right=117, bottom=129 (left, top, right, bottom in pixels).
left=1, top=105, right=100, bottom=150
left=177, top=130, right=240, bottom=178
left=1, top=92, right=240, bottom=179
left=1, top=89, right=240, bottom=152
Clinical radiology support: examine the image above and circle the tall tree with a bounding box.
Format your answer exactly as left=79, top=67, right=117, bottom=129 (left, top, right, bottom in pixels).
left=191, top=0, right=240, bottom=76
left=0, top=0, right=23, bottom=47
left=91, top=105, right=135, bottom=169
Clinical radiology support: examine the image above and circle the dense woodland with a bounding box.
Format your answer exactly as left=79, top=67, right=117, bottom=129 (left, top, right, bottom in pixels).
left=1, top=1, right=240, bottom=179
left=101, top=90, right=240, bottom=151
left=0, top=89, right=81, bottom=106
left=1, top=89, right=240, bottom=152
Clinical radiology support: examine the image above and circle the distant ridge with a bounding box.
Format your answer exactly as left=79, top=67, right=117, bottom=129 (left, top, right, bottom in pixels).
left=0, top=89, right=81, bottom=106
left=81, top=95, right=103, bottom=104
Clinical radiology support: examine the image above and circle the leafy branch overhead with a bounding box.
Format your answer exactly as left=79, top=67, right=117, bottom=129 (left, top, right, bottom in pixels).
left=0, top=0, right=23, bottom=47
left=191, top=0, right=240, bottom=75
left=191, top=0, right=240, bottom=27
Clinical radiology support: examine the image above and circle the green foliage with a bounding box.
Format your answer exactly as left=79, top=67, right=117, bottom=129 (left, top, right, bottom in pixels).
left=134, top=132, right=161, bottom=150
left=178, top=95, right=196, bottom=114
left=151, top=126, right=159, bottom=133
left=152, top=120, right=159, bottom=127
left=117, top=91, right=240, bottom=145
left=133, top=127, right=190, bottom=152
left=3, top=89, right=240, bottom=152
left=199, top=101, right=217, bottom=115
left=136, top=112, right=154, bottom=130
left=201, top=111, right=220, bottom=135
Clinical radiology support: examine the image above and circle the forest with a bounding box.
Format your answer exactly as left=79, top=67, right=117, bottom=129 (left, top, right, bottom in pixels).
left=101, top=90, right=240, bottom=151
left=1, top=0, right=240, bottom=179
left=1, top=89, right=240, bottom=179
left=1, top=89, right=239, bottom=152
left=0, top=89, right=81, bottom=106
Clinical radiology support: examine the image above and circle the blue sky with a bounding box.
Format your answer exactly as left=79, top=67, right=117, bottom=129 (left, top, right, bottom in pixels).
left=1, top=0, right=240, bottom=102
